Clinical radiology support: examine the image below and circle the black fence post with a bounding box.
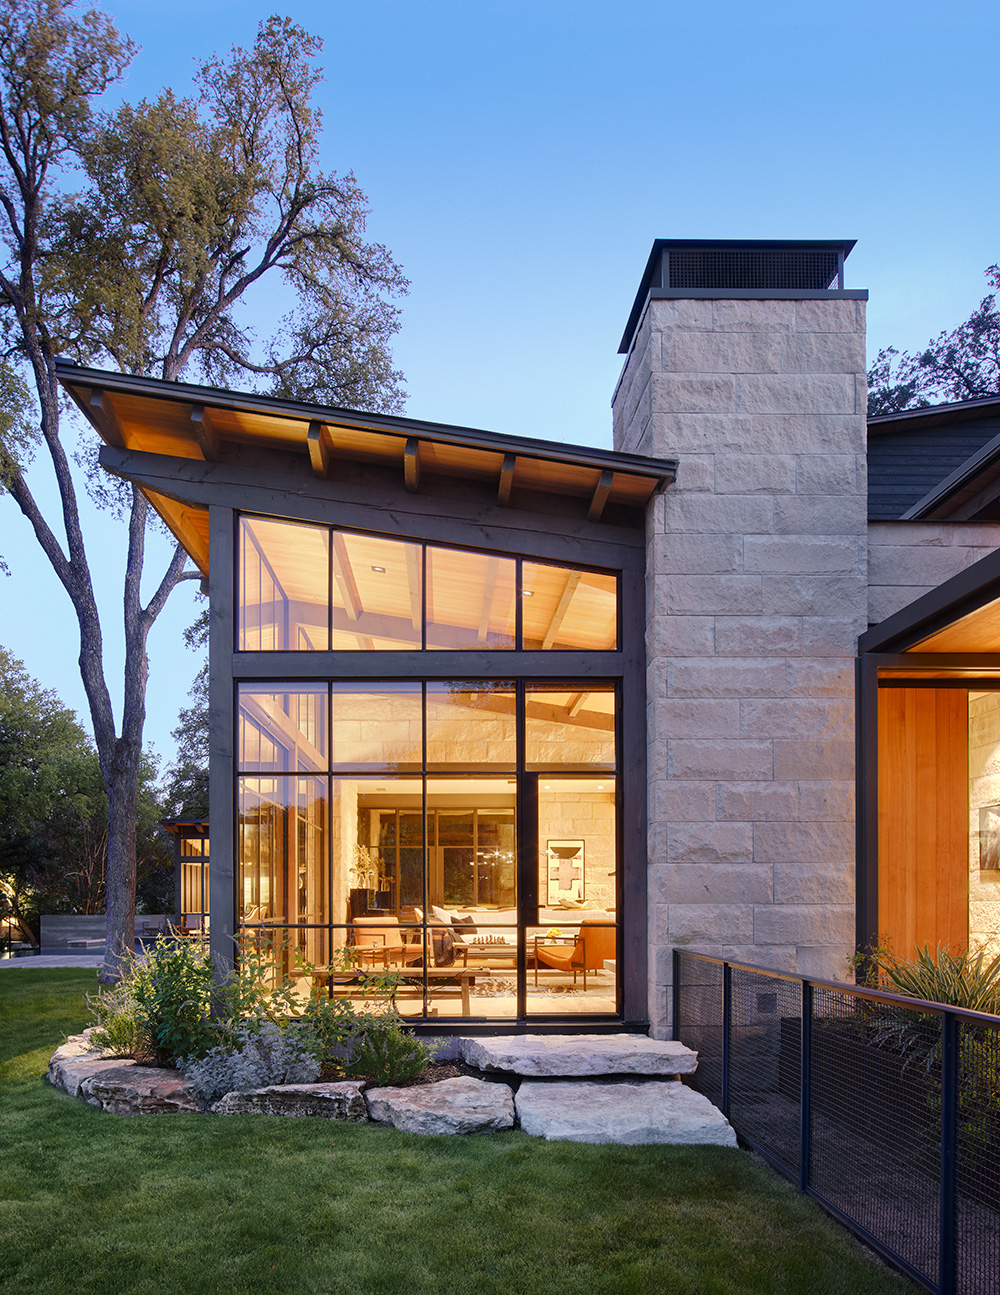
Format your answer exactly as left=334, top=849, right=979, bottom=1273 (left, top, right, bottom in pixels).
left=721, top=960, right=731, bottom=1119
left=939, top=1010, right=957, bottom=1295
left=800, top=980, right=812, bottom=1194
left=672, top=949, right=681, bottom=1042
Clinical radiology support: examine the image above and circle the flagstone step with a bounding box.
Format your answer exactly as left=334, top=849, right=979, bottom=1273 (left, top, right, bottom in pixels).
left=516, top=1079, right=737, bottom=1146
left=458, top=1033, right=698, bottom=1077
left=366, top=1075, right=515, bottom=1134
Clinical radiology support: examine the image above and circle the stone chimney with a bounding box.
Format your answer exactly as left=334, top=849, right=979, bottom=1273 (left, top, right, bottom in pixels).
left=612, top=240, right=868, bottom=1035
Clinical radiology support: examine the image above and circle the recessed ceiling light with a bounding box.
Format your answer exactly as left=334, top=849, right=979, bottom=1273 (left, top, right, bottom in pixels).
left=371, top=565, right=386, bottom=573
left=523, top=590, right=533, bottom=597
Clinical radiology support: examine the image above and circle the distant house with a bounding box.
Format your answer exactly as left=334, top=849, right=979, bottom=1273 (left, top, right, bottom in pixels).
left=57, top=239, right=1000, bottom=1036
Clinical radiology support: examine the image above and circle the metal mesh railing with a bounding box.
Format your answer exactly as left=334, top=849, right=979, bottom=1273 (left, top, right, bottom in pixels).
left=674, top=950, right=1000, bottom=1295
left=664, top=247, right=841, bottom=292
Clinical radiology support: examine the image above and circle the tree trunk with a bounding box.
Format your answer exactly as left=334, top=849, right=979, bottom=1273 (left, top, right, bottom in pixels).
left=101, top=743, right=141, bottom=981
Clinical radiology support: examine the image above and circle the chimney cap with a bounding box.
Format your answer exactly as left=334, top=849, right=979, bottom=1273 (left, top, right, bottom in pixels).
left=618, top=238, right=864, bottom=354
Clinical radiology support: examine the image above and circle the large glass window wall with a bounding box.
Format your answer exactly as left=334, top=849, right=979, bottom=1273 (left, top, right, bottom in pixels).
left=236, top=682, right=618, bottom=1020
left=238, top=516, right=617, bottom=653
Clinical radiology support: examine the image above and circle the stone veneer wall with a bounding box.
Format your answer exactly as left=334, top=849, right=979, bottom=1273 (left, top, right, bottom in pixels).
left=612, top=295, right=868, bottom=1034
left=868, top=521, right=1000, bottom=626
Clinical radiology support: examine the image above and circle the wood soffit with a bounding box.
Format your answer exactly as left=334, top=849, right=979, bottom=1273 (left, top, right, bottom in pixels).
left=57, top=364, right=675, bottom=571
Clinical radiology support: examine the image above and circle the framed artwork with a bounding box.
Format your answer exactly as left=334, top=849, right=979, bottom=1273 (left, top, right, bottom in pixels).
left=979, top=804, right=1000, bottom=871
left=546, top=839, right=585, bottom=906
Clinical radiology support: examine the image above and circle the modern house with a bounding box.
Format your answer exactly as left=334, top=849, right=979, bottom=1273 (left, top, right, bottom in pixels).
left=56, top=238, right=1000, bottom=1036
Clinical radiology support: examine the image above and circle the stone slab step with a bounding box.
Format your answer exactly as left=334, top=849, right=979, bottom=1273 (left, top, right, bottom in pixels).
left=458, top=1033, right=697, bottom=1077
left=516, top=1079, right=737, bottom=1146
left=366, top=1075, right=515, bottom=1135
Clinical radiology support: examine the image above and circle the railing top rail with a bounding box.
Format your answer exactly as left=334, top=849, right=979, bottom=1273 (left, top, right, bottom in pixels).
left=674, top=949, right=1000, bottom=1029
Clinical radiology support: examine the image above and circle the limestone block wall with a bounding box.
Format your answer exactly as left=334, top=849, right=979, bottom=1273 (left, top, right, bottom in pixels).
left=867, top=521, right=1000, bottom=627
left=612, top=295, right=868, bottom=1034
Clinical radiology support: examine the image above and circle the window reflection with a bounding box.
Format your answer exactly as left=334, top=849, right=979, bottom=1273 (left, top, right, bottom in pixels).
left=332, top=532, right=422, bottom=651
left=238, top=686, right=328, bottom=772
left=331, top=684, right=422, bottom=769
left=426, top=547, right=515, bottom=649
left=239, top=517, right=329, bottom=651
left=522, top=563, right=617, bottom=650
left=525, top=686, right=616, bottom=769
left=425, top=684, right=516, bottom=770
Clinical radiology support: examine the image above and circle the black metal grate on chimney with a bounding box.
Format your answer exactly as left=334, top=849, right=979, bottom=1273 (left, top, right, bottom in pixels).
left=664, top=246, right=841, bottom=292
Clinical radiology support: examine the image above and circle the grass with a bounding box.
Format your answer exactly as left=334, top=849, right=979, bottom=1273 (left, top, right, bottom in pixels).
left=0, top=969, right=916, bottom=1295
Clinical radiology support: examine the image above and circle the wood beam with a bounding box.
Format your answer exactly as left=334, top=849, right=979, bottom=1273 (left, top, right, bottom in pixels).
left=405, top=544, right=422, bottom=632
left=190, top=405, right=220, bottom=462
left=307, top=421, right=330, bottom=478
left=404, top=438, right=421, bottom=493
left=588, top=469, right=614, bottom=522
left=88, top=388, right=126, bottom=449
left=477, top=555, right=500, bottom=644
left=330, top=532, right=374, bottom=649
left=542, top=570, right=581, bottom=649
left=498, top=453, right=515, bottom=507
left=566, top=691, right=587, bottom=718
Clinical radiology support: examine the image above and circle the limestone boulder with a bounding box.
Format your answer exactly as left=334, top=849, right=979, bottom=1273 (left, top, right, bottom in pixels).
left=212, top=1081, right=368, bottom=1119
left=366, top=1075, right=514, bottom=1134
left=458, top=1033, right=698, bottom=1078
left=515, top=1079, right=737, bottom=1146
left=48, top=1029, right=124, bottom=1098
left=78, top=1063, right=198, bottom=1115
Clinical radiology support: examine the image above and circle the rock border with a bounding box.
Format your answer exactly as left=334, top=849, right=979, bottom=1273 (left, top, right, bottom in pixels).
left=46, top=1029, right=734, bottom=1145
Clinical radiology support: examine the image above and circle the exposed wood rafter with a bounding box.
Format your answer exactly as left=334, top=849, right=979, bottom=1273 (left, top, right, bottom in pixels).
left=88, top=389, right=126, bottom=449
left=542, top=571, right=582, bottom=650
left=498, top=453, right=516, bottom=507
left=477, top=555, right=500, bottom=643
left=566, top=691, right=587, bottom=718
left=404, top=438, right=421, bottom=493
left=190, top=405, right=220, bottom=462
left=405, top=544, right=422, bottom=632
left=588, top=469, right=614, bottom=522
left=331, top=533, right=374, bottom=650
left=307, top=421, right=330, bottom=478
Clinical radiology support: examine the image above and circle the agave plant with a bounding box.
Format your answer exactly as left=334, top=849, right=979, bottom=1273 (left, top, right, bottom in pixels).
left=876, top=944, right=1000, bottom=1016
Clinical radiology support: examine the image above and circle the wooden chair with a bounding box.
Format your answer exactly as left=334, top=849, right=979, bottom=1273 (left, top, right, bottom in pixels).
left=349, top=917, right=422, bottom=969
left=533, top=922, right=616, bottom=989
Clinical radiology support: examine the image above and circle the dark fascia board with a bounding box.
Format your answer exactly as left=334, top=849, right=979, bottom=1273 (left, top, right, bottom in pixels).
left=901, top=427, right=1000, bottom=519
left=618, top=237, right=860, bottom=355
left=55, top=358, right=677, bottom=486
left=159, top=817, right=209, bottom=834
left=858, top=544, right=1000, bottom=653
left=867, top=394, right=1000, bottom=436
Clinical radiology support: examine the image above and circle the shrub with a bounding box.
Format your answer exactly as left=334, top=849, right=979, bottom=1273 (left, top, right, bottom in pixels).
left=183, top=1021, right=321, bottom=1103
left=344, top=1014, right=439, bottom=1087
left=875, top=943, right=1000, bottom=1016
left=89, top=937, right=216, bottom=1065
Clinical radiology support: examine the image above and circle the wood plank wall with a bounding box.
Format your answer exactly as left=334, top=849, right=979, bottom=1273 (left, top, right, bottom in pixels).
left=877, top=688, right=969, bottom=958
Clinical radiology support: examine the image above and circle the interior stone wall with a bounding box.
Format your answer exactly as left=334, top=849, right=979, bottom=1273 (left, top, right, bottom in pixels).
left=967, top=693, right=1000, bottom=957
left=613, top=294, right=868, bottom=1034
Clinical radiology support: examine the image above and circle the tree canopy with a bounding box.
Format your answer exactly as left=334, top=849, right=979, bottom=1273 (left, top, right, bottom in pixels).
left=867, top=266, right=1000, bottom=415
left=0, top=1, right=407, bottom=978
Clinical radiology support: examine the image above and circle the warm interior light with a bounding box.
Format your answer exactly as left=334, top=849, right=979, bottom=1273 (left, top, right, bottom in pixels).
left=523, top=590, right=533, bottom=596
left=371, top=565, right=386, bottom=573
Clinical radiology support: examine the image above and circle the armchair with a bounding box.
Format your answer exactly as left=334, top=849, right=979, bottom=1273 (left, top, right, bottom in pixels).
left=533, top=921, right=616, bottom=989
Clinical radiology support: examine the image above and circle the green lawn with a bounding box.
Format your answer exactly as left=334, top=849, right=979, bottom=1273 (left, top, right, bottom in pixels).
left=0, top=969, right=915, bottom=1295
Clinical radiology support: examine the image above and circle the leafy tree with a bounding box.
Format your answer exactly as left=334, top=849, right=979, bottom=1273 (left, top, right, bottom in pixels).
left=0, top=645, right=91, bottom=941
left=868, top=266, right=1000, bottom=415
left=162, top=610, right=209, bottom=820
left=0, top=3, right=406, bottom=979
left=0, top=646, right=172, bottom=940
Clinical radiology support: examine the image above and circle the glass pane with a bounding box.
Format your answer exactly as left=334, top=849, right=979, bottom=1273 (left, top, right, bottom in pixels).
left=239, top=516, right=329, bottom=651
left=968, top=691, right=1000, bottom=959
left=525, top=686, right=616, bottom=769
left=331, top=684, right=422, bottom=770
left=522, top=562, right=617, bottom=650
left=238, top=685, right=328, bottom=772
left=426, top=547, right=515, bottom=649
left=426, top=683, right=516, bottom=770
left=238, top=776, right=328, bottom=930
left=332, top=531, right=422, bottom=650
left=529, top=776, right=617, bottom=1016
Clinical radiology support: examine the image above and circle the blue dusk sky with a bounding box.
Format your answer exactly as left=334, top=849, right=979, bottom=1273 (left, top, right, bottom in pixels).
left=2, top=0, right=998, bottom=765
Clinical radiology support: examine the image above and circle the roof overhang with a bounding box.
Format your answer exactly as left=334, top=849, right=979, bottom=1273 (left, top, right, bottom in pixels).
left=57, top=361, right=676, bottom=575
